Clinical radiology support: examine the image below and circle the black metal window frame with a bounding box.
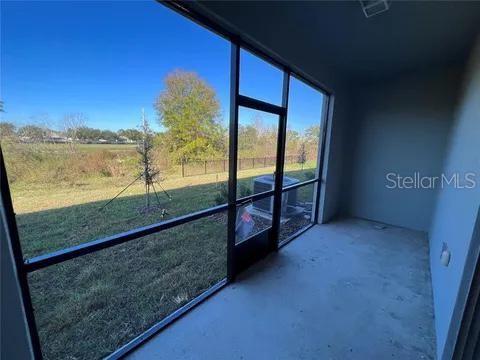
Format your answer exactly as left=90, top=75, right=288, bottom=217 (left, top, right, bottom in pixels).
left=1, top=1, right=334, bottom=359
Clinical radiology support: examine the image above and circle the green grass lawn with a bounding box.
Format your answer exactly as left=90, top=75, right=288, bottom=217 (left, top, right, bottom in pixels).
left=9, top=161, right=316, bottom=360
left=28, top=214, right=227, bottom=359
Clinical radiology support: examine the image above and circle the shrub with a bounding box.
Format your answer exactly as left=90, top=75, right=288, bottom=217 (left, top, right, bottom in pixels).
left=214, top=182, right=228, bottom=205
left=239, top=183, right=252, bottom=198
left=214, top=182, right=252, bottom=205
left=2, top=143, right=139, bottom=185
left=303, top=170, right=315, bottom=180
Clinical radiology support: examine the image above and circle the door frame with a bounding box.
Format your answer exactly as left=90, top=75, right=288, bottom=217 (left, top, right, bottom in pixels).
left=452, top=207, right=480, bottom=360
left=227, top=43, right=291, bottom=278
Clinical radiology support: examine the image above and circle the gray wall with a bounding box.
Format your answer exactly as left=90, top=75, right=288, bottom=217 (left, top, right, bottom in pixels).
left=428, top=39, right=480, bottom=360
left=1, top=193, right=33, bottom=360
left=346, top=67, right=463, bottom=231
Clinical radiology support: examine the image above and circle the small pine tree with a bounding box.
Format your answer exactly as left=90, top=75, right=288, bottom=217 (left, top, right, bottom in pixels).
left=298, top=142, right=307, bottom=170
left=98, top=109, right=171, bottom=214
left=137, top=109, right=157, bottom=208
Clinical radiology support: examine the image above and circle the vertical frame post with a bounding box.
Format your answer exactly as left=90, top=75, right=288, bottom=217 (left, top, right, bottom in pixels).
left=0, top=148, right=43, bottom=359
left=227, top=42, right=240, bottom=281
left=313, top=94, right=334, bottom=224
left=270, top=71, right=290, bottom=250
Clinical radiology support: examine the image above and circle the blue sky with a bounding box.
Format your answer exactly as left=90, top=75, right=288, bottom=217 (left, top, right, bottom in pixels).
left=1, top=1, right=323, bottom=133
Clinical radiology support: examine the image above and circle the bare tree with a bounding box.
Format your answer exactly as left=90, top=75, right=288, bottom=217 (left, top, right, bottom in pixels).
left=62, top=113, right=86, bottom=152
left=30, top=113, right=53, bottom=143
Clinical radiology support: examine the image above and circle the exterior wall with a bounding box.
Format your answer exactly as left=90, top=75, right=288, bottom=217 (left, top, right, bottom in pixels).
left=429, top=39, right=480, bottom=360
left=346, top=67, right=462, bottom=231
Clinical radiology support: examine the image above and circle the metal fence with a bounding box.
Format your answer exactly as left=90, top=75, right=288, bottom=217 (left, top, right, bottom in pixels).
left=181, top=154, right=307, bottom=177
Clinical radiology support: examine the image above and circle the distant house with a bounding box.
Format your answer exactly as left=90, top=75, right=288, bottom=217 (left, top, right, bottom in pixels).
left=47, top=135, right=68, bottom=143
left=98, top=138, right=108, bottom=144
left=45, top=131, right=69, bottom=143
left=19, top=136, right=33, bottom=143
left=117, top=136, right=131, bottom=144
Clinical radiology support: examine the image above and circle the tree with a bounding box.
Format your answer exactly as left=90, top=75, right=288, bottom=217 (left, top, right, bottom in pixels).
left=63, top=113, right=86, bottom=150
left=304, top=125, right=321, bottom=160
left=100, top=130, right=118, bottom=142
left=154, top=70, right=225, bottom=162
left=0, top=122, right=16, bottom=139
left=29, top=113, right=53, bottom=137
left=285, top=129, right=301, bottom=156
left=75, top=126, right=100, bottom=142
left=298, top=142, right=307, bottom=170
left=138, top=109, right=161, bottom=208
left=238, top=124, right=258, bottom=157
left=18, top=125, right=46, bottom=141
left=100, top=110, right=170, bottom=215
left=118, top=128, right=142, bottom=142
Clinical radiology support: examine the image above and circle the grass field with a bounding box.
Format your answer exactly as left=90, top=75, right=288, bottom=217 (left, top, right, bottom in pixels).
left=75, top=143, right=138, bottom=150
left=5, top=144, right=316, bottom=360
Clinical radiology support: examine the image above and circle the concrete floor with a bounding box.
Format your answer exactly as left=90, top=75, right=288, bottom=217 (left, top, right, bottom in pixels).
left=128, top=218, right=436, bottom=360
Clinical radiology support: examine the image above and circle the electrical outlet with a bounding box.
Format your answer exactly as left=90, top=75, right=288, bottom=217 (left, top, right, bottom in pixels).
left=441, top=242, right=451, bottom=267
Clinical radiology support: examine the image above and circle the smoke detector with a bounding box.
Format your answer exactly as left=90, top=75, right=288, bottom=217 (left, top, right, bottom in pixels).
left=360, top=0, right=390, bottom=18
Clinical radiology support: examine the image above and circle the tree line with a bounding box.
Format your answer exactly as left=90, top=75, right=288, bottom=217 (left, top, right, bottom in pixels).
left=1, top=69, right=321, bottom=161
left=0, top=122, right=144, bottom=143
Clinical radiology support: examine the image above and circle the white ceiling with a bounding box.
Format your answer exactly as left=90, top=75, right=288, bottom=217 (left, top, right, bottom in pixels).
left=190, top=1, right=480, bottom=82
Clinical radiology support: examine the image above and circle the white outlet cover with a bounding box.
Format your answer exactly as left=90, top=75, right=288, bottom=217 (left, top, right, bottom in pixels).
left=441, top=250, right=451, bottom=267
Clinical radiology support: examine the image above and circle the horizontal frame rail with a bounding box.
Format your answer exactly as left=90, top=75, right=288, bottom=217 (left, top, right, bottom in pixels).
left=24, top=203, right=228, bottom=272
left=235, top=178, right=318, bottom=208
left=238, top=94, right=286, bottom=116
left=236, top=189, right=275, bottom=206
left=281, top=177, right=318, bottom=193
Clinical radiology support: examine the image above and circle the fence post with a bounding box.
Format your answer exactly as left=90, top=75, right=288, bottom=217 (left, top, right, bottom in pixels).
left=204, top=160, right=207, bottom=174
left=223, top=159, right=226, bottom=172
left=253, top=157, right=255, bottom=168
left=181, top=159, right=185, bottom=177
left=264, top=156, right=267, bottom=167
left=239, top=158, right=242, bottom=170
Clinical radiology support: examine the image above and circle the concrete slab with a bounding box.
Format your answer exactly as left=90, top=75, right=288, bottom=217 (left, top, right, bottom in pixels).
left=128, top=218, right=436, bottom=360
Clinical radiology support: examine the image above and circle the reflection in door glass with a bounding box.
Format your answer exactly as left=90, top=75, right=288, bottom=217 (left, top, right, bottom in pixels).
left=279, top=182, right=316, bottom=244
left=235, top=196, right=273, bottom=244
left=239, top=48, right=283, bottom=105
left=236, top=107, right=279, bottom=199
left=284, top=76, right=324, bottom=183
